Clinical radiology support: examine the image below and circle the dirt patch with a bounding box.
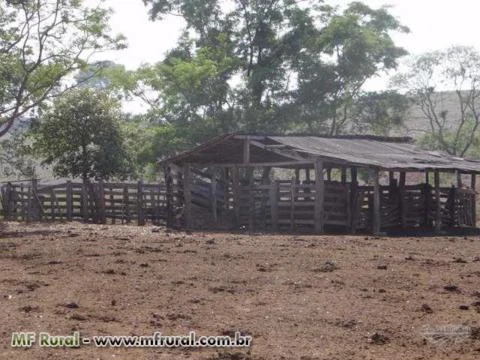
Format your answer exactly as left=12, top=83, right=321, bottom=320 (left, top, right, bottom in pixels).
left=0, top=222, right=480, bottom=359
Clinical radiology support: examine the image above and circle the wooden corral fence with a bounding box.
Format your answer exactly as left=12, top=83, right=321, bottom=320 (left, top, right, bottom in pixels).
left=0, top=180, right=167, bottom=225
left=165, top=166, right=476, bottom=232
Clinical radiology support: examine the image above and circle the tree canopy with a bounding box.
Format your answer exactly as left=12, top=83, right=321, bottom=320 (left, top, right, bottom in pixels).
left=392, top=46, right=480, bottom=156
left=0, top=0, right=126, bottom=138
left=128, top=0, right=409, bottom=151
left=32, top=88, right=131, bottom=181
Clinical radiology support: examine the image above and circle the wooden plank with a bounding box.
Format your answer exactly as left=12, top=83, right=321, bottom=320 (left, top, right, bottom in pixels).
left=434, top=170, right=441, bottom=232
left=270, top=181, right=279, bottom=232
left=350, top=167, right=358, bottom=233
left=183, top=166, right=192, bottom=229
left=81, top=182, right=89, bottom=222
left=341, top=168, right=347, bottom=184
left=372, top=169, right=381, bottom=235
left=98, top=181, right=106, bottom=224
left=290, top=178, right=295, bottom=230
left=399, top=172, right=406, bottom=229
left=472, top=173, right=476, bottom=227
left=214, top=160, right=314, bottom=167
left=66, top=181, right=73, bottom=221
left=137, top=180, right=145, bottom=226
left=248, top=171, right=254, bottom=231
left=211, top=176, right=217, bottom=224
left=232, top=166, right=240, bottom=227
left=314, top=160, right=324, bottom=233
left=243, top=137, right=250, bottom=164
left=123, top=184, right=130, bottom=223
left=223, top=168, right=229, bottom=211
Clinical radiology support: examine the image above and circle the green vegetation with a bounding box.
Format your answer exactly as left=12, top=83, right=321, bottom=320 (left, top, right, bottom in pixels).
left=2, top=1, right=480, bottom=181
left=392, top=46, right=480, bottom=157
left=31, top=89, right=131, bottom=182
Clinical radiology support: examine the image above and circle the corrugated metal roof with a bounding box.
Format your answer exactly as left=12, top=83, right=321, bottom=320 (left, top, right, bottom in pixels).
left=269, top=136, right=480, bottom=172
left=164, top=134, right=480, bottom=173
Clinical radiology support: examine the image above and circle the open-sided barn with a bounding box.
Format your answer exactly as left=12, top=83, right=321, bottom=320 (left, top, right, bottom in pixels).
left=163, top=134, right=480, bottom=234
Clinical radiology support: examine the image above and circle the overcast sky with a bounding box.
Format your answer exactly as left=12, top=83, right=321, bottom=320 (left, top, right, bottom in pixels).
left=97, top=0, right=480, bottom=90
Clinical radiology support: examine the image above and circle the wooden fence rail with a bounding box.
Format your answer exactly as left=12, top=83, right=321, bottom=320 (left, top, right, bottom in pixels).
left=0, top=180, right=167, bottom=225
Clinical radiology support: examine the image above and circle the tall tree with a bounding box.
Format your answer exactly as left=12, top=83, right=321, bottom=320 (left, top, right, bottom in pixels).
left=392, top=46, right=480, bottom=156
left=32, top=88, right=132, bottom=182
left=0, top=0, right=126, bottom=138
left=138, top=0, right=408, bottom=142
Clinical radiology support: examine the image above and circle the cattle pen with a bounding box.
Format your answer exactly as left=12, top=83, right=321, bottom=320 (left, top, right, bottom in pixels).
left=163, top=134, right=480, bottom=234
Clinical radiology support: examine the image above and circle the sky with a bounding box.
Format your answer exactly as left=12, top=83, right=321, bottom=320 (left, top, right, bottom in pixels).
left=97, top=0, right=480, bottom=90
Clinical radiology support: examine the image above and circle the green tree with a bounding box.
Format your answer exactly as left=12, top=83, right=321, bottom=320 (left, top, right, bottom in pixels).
left=350, top=91, right=411, bottom=135
left=137, top=0, right=408, bottom=142
left=0, top=0, right=126, bottom=138
left=32, top=89, right=132, bottom=182
left=392, top=46, right=480, bottom=156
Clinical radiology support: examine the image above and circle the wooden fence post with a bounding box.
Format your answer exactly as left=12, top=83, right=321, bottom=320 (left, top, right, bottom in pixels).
left=97, top=180, right=106, bottom=224
left=399, top=172, right=406, bottom=229
left=290, top=177, right=295, bottom=230
left=4, top=182, right=13, bottom=220
left=30, top=178, right=41, bottom=221
left=123, top=184, right=130, bottom=223
left=211, top=176, right=218, bottom=224
left=232, top=166, right=240, bottom=227
left=270, top=181, right=279, bottom=232
left=372, top=169, right=381, bottom=235
left=164, top=165, right=174, bottom=228
left=66, top=180, right=73, bottom=221
left=350, top=167, right=358, bottom=233
left=341, top=168, right=347, bottom=184
left=26, top=183, right=32, bottom=223
left=183, top=166, right=192, bottom=229
left=137, top=180, right=145, bottom=226
left=434, top=170, right=441, bottom=232
left=81, top=182, right=89, bottom=222
left=248, top=172, right=254, bottom=231
left=314, top=160, right=325, bottom=233
left=20, top=183, right=25, bottom=221
left=472, top=173, right=477, bottom=227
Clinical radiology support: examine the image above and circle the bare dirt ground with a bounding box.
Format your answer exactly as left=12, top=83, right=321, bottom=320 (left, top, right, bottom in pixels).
left=0, top=222, right=479, bottom=360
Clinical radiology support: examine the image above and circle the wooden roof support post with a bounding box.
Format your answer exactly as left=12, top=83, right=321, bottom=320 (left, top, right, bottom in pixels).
left=372, top=169, right=381, bottom=235
left=248, top=172, right=254, bottom=231
left=472, top=173, right=477, bottom=228
left=399, top=171, right=406, bottom=229
left=211, top=176, right=218, bottom=225
left=232, top=166, right=240, bottom=227
left=389, top=171, right=396, bottom=187
left=183, top=165, right=193, bottom=230
left=350, top=167, right=358, bottom=233
left=270, top=181, right=279, bottom=232
left=222, top=168, right=230, bottom=211
left=243, top=136, right=250, bottom=164
left=314, top=160, right=325, bottom=233
left=295, top=168, right=300, bottom=184
left=434, top=170, right=441, bottom=233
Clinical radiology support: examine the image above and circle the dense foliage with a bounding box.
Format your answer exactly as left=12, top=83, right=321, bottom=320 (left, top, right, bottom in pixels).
left=32, top=89, right=132, bottom=181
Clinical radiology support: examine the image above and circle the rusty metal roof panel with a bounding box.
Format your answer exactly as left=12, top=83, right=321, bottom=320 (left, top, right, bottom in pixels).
left=268, top=136, right=480, bottom=172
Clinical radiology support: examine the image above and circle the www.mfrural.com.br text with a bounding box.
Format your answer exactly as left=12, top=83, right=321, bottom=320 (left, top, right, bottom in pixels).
left=11, top=331, right=252, bottom=348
